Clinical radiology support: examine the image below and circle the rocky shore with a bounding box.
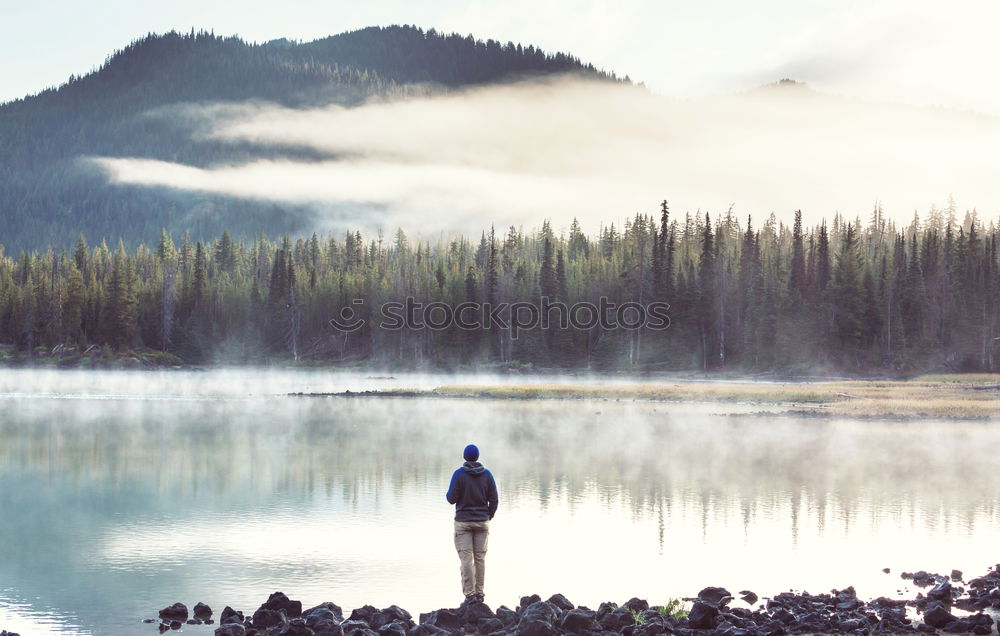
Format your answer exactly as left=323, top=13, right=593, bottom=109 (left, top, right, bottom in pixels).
left=130, top=565, right=1000, bottom=636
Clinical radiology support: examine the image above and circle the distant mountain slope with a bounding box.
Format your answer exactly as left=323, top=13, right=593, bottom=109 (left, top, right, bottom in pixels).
left=0, top=25, right=618, bottom=250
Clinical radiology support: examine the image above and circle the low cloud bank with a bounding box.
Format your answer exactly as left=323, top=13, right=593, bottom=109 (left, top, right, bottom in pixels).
left=91, top=77, right=1000, bottom=232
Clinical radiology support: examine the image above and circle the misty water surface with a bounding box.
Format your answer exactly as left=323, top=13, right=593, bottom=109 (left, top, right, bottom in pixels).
left=1, top=368, right=999, bottom=635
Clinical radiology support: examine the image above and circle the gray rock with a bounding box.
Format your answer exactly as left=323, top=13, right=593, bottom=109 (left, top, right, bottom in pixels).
left=159, top=603, right=189, bottom=622
left=275, top=619, right=316, bottom=636
left=923, top=601, right=957, bottom=629
left=194, top=602, right=213, bottom=620
left=687, top=601, right=719, bottom=630
left=253, top=608, right=287, bottom=630
left=418, top=609, right=460, bottom=632
left=560, top=608, right=601, bottom=634
left=379, top=620, right=409, bottom=636
left=546, top=594, right=574, bottom=612
left=496, top=606, right=518, bottom=627
left=305, top=602, right=345, bottom=624
left=221, top=606, right=245, bottom=625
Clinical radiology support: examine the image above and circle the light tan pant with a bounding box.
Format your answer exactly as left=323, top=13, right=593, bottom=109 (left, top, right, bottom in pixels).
left=454, top=520, right=489, bottom=597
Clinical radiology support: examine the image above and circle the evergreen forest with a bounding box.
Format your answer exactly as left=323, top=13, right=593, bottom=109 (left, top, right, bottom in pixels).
left=1, top=202, right=996, bottom=374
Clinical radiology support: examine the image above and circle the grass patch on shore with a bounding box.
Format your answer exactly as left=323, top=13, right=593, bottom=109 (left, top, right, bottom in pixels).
left=429, top=377, right=1000, bottom=419
left=432, top=383, right=832, bottom=403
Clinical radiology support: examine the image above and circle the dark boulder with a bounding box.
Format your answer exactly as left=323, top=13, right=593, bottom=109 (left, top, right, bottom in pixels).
left=253, top=608, right=288, bottom=630
left=458, top=600, right=497, bottom=625
left=598, top=607, right=635, bottom=630
left=928, top=581, right=954, bottom=602
left=546, top=593, right=575, bottom=612
left=306, top=608, right=344, bottom=635
left=951, top=570, right=964, bottom=581
left=518, top=595, right=542, bottom=613
left=187, top=618, right=202, bottom=625
left=633, top=617, right=668, bottom=636
left=313, top=623, right=345, bottom=636
left=715, top=620, right=751, bottom=636
left=496, top=606, right=518, bottom=627
left=516, top=621, right=555, bottom=636
left=306, top=609, right=342, bottom=625
left=943, top=618, right=975, bottom=633
left=923, top=601, right=957, bottom=629
left=560, top=608, right=601, bottom=633
left=623, top=598, right=649, bottom=613
left=596, top=602, right=618, bottom=620
left=214, top=625, right=246, bottom=636
left=351, top=606, right=379, bottom=624
left=372, top=607, right=413, bottom=629
left=194, top=602, right=214, bottom=620
left=408, top=625, right=448, bottom=636
left=769, top=607, right=794, bottom=625
left=687, top=602, right=719, bottom=630
left=221, top=607, right=245, bottom=625
left=419, top=609, right=461, bottom=633
left=738, top=591, right=758, bottom=606
left=305, top=603, right=345, bottom=624
left=169, top=621, right=182, bottom=631
left=477, top=618, right=503, bottom=634
left=837, top=618, right=863, bottom=631
left=379, top=620, right=410, bottom=636
left=343, top=620, right=377, bottom=636
left=698, top=588, right=732, bottom=608
left=159, top=603, right=189, bottom=622
left=275, top=619, right=316, bottom=636
left=905, top=571, right=940, bottom=588
left=517, top=602, right=561, bottom=636
left=261, top=592, right=303, bottom=619
left=521, top=602, right=559, bottom=625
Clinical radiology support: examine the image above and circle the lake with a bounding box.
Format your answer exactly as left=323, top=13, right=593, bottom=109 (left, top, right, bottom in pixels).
left=1, top=368, right=998, bottom=635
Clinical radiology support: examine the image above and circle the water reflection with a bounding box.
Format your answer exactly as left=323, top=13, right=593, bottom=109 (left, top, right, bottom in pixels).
left=0, top=370, right=999, bottom=635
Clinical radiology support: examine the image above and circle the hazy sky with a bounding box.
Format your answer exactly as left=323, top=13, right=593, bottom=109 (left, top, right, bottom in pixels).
left=3, top=0, right=1000, bottom=113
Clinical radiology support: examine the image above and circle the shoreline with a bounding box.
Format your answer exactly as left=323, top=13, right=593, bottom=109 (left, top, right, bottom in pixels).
left=141, top=566, right=1000, bottom=636
left=289, top=375, right=1000, bottom=421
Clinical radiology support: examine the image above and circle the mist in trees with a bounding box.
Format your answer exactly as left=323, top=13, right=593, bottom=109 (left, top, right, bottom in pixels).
left=1, top=200, right=996, bottom=374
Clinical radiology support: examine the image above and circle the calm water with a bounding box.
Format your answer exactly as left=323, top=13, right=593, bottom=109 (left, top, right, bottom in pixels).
left=1, top=369, right=999, bottom=635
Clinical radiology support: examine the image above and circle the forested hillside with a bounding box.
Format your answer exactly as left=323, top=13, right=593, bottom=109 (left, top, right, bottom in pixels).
left=1, top=202, right=996, bottom=374
left=0, top=26, right=616, bottom=250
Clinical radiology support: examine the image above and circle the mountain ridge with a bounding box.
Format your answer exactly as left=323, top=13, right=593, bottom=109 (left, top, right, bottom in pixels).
left=0, top=25, right=620, bottom=250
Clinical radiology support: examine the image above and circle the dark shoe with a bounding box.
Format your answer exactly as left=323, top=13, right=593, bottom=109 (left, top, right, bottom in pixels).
left=461, top=595, right=476, bottom=606
left=475, top=595, right=485, bottom=603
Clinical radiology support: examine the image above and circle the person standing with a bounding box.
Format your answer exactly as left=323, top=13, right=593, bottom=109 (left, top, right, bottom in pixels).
left=446, top=443, right=498, bottom=604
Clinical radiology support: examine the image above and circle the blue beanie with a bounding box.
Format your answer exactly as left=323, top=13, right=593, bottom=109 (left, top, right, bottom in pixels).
left=464, top=444, right=480, bottom=462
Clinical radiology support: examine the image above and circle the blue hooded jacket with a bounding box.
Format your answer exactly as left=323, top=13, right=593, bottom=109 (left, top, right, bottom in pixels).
left=446, top=461, right=499, bottom=522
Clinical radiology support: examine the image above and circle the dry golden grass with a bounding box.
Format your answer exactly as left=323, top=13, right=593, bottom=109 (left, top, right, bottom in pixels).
left=913, top=373, right=1000, bottom=384
left=430, top=377, right=1000, bottom=419
left=433, top=383, right=831, bottom=403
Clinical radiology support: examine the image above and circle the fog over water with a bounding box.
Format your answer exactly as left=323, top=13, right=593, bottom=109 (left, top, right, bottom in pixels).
left=1, top=368, right=999, bottom=635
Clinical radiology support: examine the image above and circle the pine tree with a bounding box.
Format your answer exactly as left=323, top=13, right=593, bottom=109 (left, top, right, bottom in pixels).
left=104, top=242, right=137, bottom=349
left=697, top=212, right=717, bottom=369
left=830, top=223, right=865, bottom=364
